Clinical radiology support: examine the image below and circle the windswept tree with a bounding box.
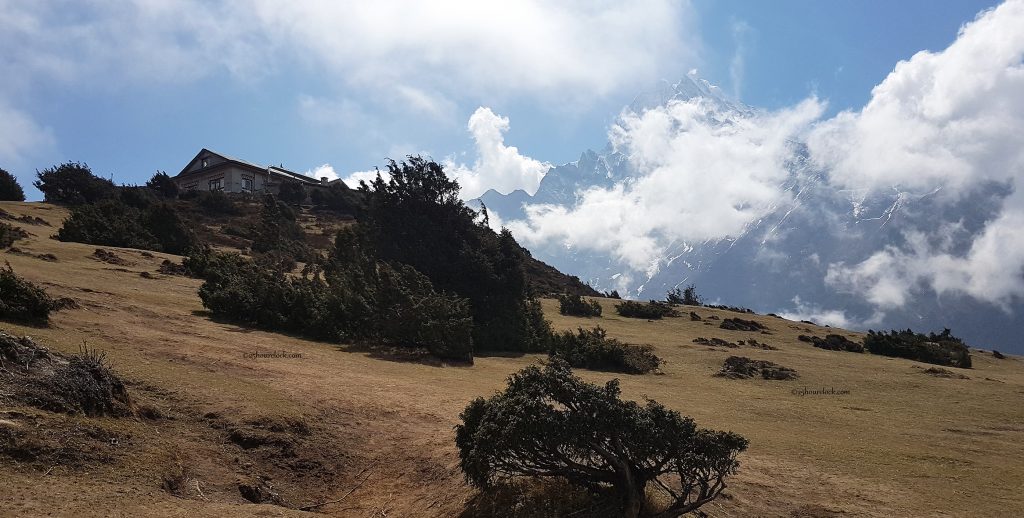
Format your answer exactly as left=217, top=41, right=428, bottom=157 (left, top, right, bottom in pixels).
left=0, top=167, right=25, bottom=201
left=145, top=171, right=179, bottom=198
left=33, top=161, right=116, bottom=205
left=361, top=156, right=550, bottom=352
left=456, top=361, right=748, bottom=517
left=667, top=284, right=702, bottom=306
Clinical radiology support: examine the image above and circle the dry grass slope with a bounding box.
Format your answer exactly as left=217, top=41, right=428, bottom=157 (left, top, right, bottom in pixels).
left=1, top=201, right=1023, bottom=517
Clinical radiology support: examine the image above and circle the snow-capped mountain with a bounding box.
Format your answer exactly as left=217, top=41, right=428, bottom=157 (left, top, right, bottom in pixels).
left=482, top=74, right=1024, bottom=353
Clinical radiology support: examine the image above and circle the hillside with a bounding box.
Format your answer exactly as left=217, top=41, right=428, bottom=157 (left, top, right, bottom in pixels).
left=166, top=194, right=597, bottom=298
left=2, top=200, right=1023, bottom=517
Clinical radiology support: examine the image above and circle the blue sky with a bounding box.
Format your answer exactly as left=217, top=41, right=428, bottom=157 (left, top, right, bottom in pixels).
left=0, top=1, right=1003, bottom=199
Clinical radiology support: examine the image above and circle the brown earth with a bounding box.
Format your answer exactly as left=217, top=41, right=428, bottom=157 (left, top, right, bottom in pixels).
left=1, top=200, right=1023, bottom=517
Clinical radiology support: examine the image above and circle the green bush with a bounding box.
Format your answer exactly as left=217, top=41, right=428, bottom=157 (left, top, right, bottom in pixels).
left=196, top=190, right=240, bottom=215
left=57, top=200, right=150, bottom=249
left=558, top=294, right=602, bottom=317
left=705, top=304, right=755, bottom=314
left=198, top=258, right=337, bottom=335
left=865, top=328, right=972, bottom=368
left=180, top=245, right=249, bottom=279
left=0, top=263, right=70, bottom=324
left=0, top=168, right=25, bottom=201
left=56, top=199, right=197, bottom=255
left=250, top=194, right=312, bottom=266
left=455, top=361, right=748, bottom=517
left=310, top=183, right=359, bottom=214
left=371, top=262, right=474, bottom=360
left=278, top=181, right=306, bottom=206
left=117, top=185, right=159, bottom=209
left=614, top=300, right=677, bottom=319
left=548, top=326, right=661, bottom=374
left=196, top=228, right=474, bottom=362
left=33, top=162, right=116, bottom=205
left=143, top=203, right=198, bottom=255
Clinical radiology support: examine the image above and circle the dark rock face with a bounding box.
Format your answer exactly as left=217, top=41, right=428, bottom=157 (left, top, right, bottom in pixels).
left=238, top=477, right=285, bottom=505
left=716, top=356, right=797, bottom=380
left=745, top=339, right=777, bottom=350
left=864, top=330, right=973, bottom=369
left=799, top=334, right=864, bottom=353
left=921, top=367, right=969, bottom=379
left=720, top=318, right=767, bottom=332
left=693, top=337, right=737, bottom=348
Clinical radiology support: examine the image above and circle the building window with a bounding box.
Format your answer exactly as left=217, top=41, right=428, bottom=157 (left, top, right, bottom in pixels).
left=201, top=158, right=209, bottom=168
left=209, top=178, right=223, bottom=191
left=242, top=177, right=254, bottom=192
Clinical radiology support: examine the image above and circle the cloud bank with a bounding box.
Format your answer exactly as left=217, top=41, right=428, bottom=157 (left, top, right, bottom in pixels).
left=1, top=1, right=696, bottom=109
left=509, top=96, right=824, bottom=272
left=813, top=0, right=1024, bottom=310
left=508, top=0, right=1024, bottom=314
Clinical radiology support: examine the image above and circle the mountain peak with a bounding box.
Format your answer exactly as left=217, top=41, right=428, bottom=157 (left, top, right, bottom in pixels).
left=626, top=72, right=749, bottom=115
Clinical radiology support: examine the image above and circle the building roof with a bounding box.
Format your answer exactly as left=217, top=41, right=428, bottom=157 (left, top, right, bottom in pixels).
left=174, top=148, right=323, bottom=186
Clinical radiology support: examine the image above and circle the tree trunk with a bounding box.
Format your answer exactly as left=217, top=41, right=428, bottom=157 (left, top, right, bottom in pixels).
left=616, top=468, right=646, bottom=518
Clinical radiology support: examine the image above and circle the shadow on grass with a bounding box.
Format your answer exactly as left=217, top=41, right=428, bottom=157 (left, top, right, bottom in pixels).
left=471, top=349, right=535, bottom=359
left=191, top=309, right=293, bottom=337
left=336, top=342, right=473, bottom=368
left=458, top=479, right=616, bottom=518
left=189, top=309, right=472, bottom=368
left=0, top=317, right=52, bottom=329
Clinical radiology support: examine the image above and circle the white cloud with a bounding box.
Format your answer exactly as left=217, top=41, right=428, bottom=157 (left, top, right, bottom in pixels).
left=811, top=0, right=1024, bottom=309
left=252, top=1, right=695, bottom=102
left=0, top=2, right=268, bottom=91
left=304, top=164, right=340, bottom=182
left=393, top=86, right=457, bottom=120
left=0, top=102, right=55, bottom=166
left=298, top=95, right=368, bottom=128
left=509, top=96, right=824, bottom=271
left=827, top=211, right=1024, bottom=311
left=446, top=107, right=552, bottom=199
left=729, top=20, right=753, bottom=99
left=342, top=169, right=389, bottom=188
left=779, top=296, right=884, bottom=329
left=1, top=1, right=697, bottom=109
left=808, top=1, right=1024, bottom=193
